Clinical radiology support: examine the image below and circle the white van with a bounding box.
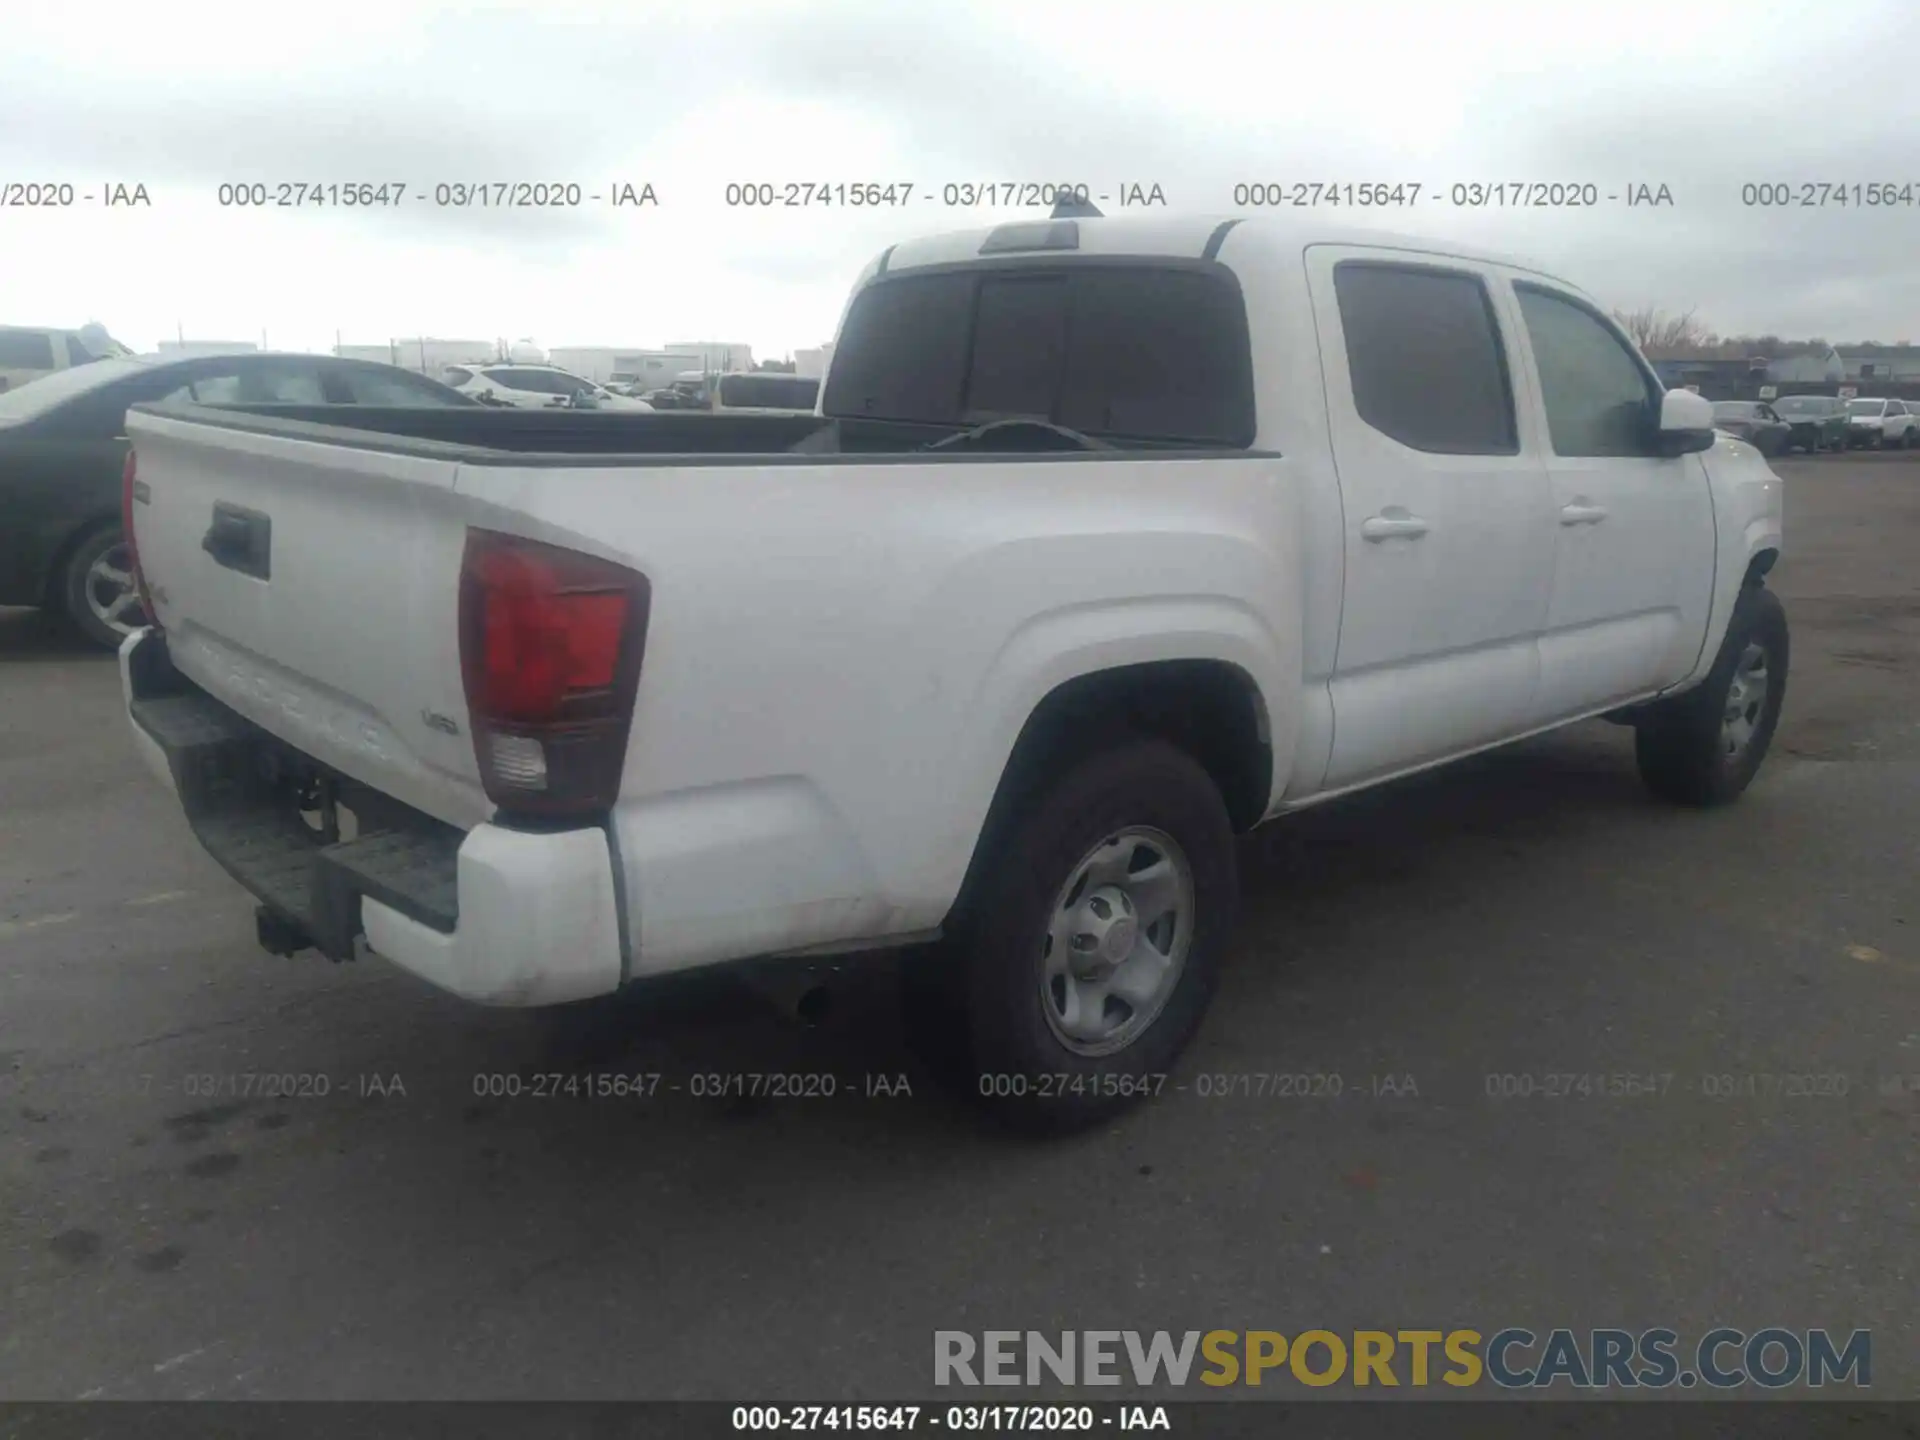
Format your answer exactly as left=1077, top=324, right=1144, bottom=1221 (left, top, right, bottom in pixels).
left=709, top=372, right=822, bottom=414
left=0, top=324, right=131, bottom=393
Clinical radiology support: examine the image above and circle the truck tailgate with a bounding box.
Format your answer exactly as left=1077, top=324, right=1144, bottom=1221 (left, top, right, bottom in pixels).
left=126, top=408, right=491, bottom=830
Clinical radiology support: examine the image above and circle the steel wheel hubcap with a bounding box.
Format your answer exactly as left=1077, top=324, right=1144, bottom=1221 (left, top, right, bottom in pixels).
left=1039, top=826, right=1194, bottom=1057
left=85, top=542, right=144, bottom=635
left=1721, top=642, right=1770, bottom=759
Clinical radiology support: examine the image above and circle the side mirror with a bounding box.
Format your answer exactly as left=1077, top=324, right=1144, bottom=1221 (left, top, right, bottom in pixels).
left=1655, top=388, right=1717, bottom=456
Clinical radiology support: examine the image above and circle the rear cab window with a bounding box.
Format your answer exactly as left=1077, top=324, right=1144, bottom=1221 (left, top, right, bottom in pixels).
left=717, top=374, right=821, bottom=409
left=822, top=260, right=1257, bottom=448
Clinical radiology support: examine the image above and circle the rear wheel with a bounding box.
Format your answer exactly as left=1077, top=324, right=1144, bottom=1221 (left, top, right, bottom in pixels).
left=1635, top=585, right=1788, bottom=806
left=907, top=739, right=1238, bottom=1133
left=59, top=524, right=146, bottom=649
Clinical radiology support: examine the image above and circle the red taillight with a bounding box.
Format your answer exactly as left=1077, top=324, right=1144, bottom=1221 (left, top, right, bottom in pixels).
left=458, top=529, right=651, bottom=818
left=120, top=449, right=160, bottom=630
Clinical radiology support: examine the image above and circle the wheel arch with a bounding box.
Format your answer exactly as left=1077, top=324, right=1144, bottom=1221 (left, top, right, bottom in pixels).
left=942, top=657, right=1275, bottom=930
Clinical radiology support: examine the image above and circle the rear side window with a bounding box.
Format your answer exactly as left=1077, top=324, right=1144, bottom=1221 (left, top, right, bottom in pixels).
left=1333, top=262, right=1517, bottom=455
left=0, top=329, right=57, bottom=368
left=823, top=264, right=1256, bottom=447
left=174, top=363, right=328, bottom=405
left=334, top=366, right=465, bottom=406
left=487, top=368, right=544, bottom=391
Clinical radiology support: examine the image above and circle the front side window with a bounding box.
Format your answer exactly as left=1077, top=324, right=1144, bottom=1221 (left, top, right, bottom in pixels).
left=1514, top=284, right=1660, bottom=458
left=1332, top=261, right=1517, bottom=455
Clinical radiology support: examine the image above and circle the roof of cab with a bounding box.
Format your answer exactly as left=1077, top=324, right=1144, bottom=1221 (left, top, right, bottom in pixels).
left=874, top=211, right=1570, bottom=292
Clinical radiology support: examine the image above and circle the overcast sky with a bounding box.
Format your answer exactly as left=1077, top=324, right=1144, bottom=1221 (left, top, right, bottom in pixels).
left=4, top=0, right=1918, bottom=359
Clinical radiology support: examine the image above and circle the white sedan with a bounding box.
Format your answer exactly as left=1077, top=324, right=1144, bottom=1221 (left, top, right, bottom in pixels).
left=444, top=363, right=653, bottom=411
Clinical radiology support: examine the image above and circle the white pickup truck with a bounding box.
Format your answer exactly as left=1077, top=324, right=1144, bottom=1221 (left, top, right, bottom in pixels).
left=118, top=213, right=1786, bottom=1130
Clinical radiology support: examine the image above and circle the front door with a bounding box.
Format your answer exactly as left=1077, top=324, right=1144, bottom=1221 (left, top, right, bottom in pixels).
left=1307, top=246, right=1557, bottom=790
left=1502, top=281, right=1716, bottom=723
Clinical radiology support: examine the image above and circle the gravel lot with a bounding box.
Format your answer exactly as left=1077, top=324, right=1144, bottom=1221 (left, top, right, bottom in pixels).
left=2, top=452, right=1916, bottom=1401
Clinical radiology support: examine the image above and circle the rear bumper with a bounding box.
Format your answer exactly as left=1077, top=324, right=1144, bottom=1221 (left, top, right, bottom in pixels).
left=119, top=628, right=623, bottom=1006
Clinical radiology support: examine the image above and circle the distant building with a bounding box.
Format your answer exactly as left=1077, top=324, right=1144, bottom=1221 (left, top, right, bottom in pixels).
left=794, top=344, right=834, bottom=381
left=666, top=341, right=754, bottom=375
left=1839, top=346, right=1920, bottom=382
left=1765, top=346, right=1844, bottom=384
left=157, top=340, right=259, bottom=358
left=335, top=338, right=497, bottom=374
left=1650, top=355, right=1770, bottom=399
left=546, top=348, right=705, bottom=387
left=1649, top=345, right=1865, bottom=399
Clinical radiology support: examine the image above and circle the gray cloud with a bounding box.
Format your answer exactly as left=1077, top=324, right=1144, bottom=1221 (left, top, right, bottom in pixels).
left=7, top=1, right=1920, bottom=338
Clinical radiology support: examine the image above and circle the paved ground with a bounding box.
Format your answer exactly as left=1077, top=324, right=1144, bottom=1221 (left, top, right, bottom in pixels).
left=2, top=453, right=1917, bottom=1401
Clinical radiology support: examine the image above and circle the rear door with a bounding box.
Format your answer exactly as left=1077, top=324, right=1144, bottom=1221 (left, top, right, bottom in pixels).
left=1503, top=280, right=1715, bottom=722
left=126, top=408, right=489, bottom=828
left=1306, top=246, right=1556, bottom=789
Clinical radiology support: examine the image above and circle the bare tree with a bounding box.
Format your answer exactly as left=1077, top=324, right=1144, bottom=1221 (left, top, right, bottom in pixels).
left=1610, top=305, right=1719, bottom=358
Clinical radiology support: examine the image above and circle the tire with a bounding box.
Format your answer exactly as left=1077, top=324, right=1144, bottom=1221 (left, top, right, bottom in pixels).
left=1635, top=585, right=1789, bottom=807
left=59, top=524, right=147, bottom=650
left=909, top=738, right=1238, bottom=1134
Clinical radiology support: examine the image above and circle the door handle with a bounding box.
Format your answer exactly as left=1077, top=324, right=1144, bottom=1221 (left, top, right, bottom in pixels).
left=1361, top=511, right=1429, bottom=541
left=1559, top=502, right=1609, bottom=526
left=202, top=502, right=272, bottom=580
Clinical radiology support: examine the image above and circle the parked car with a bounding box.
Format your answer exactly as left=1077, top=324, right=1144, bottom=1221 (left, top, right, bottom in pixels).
left=1844, top=396, right=1918, bottom=449
left=709, top=372, right=821, bottom=414
left=118, top=213, right=1785, bottom=1132
left=0, top=352, right=472, bottom=647
left=1710, top=400, right=1790, bottom=456
left=0, top=323, right=132, bottom=393
left=1768, top=394, right=1850, bottom=453
left=444, top=363, right=653, bottom=411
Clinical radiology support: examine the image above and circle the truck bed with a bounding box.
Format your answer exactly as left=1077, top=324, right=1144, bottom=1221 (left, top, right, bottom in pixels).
left=141, top=404, right=838, bottom=457
left=132, top=403, right=1226, bottom=462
